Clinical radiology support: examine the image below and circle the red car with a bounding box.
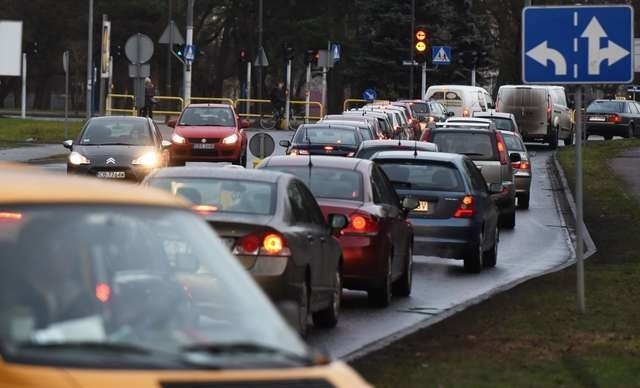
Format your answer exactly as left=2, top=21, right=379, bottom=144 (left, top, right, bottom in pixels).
left=258, top=155, right=417, bottom=307
left=168, top=103, right=249, bottom=166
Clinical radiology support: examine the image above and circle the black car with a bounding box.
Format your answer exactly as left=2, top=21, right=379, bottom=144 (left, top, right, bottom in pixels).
left=584, top=99, right=640, bottom=140
left=279, top=123, right=364, bottom=157
left=143, top=166, right=347, bottom=336
left=372, top=150, right=501, bottom=273
left=64, top=116, right=171, bottom=181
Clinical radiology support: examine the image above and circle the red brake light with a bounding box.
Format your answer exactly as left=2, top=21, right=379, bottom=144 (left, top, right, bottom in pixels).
left=454, top=196, right=474, bottom=218
left=495, top=131, right=508, bottom=165
left=512, top=161, right=530, bottom=170
left=342, top=212, right=379, bottom=235
left=238, top=234, right=261, bottom=254
left=0, top=212, right=23, bottom=221
left=607, top=114, right=622, bottom=123
left=547, top=98, right=552, bottom=123
left=263, top=233, right=284, bottom=255
left=192, top=205, right=218, bottom=215
left=324, top=145, right=334, bottom=151
left=95, top=283, right=111, bottom=303
left=234, top=232, right=289, bottom=256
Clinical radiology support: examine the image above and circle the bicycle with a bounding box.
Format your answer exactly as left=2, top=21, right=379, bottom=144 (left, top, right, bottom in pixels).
left=259, top=106, right=300, bottom=130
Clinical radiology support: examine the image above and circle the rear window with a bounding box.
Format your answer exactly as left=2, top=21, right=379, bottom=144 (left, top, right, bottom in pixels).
left=148, top=178, right=276, bottom=215
left=296, top=127, right=357, bottom=145
left=502, top=133, right=525, bottom=152
left=431, top=131, right=496, bottom=161
left=358, top=127, right=374, bottom=140
left=499, top=88, right=547, bottom=108
left=410, top=103, right=429, bottom=114
left=490, top=117, right=514, bottom=131
left=428, top=90, right=463, bottom=107
left=377, top=160, right=465, bottom=192
left=586, top=101, right=624, bottom=113
left=263, top=167, right=363, bottom=201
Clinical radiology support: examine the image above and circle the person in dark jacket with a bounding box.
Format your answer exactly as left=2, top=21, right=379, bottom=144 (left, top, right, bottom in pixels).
left=140, top=77, right=156, bottom=118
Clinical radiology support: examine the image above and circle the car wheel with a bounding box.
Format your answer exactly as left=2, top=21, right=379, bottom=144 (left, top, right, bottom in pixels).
left=463, top=232, right=483, bottom=273
left=483, top=226, right=499, bottom=268
left=368, top=251, right=392, bottom=307
left=392, top=244, right=413, bottom=297
left=548, top=127, right=559, bottom=149
left=297, top=279, right=309, bottom=338
left=518, top=193, right=530, bottom=210
left=312, top=266, right=341, bottom=328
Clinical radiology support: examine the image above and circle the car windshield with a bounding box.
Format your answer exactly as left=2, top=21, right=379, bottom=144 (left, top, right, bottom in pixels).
left=0, top=206, right=305, bottom=367
left=264, top=167, right=363, bottom=201
left=489, top=117, right=515, bottom=131
left=377, top=160, right=465, bottom=192
left=502, top=133, right=525, bottom=152
left=79, top=120, right=153, bottom=146
left=431, top=131, right=496, bottom=161
left=586, top=101, right=624, bottom=113
left=179, top=107, right=235, bottom=126
left=296, top=127, right=357, bottom=145
left=148, top=178, right=276, bottom=216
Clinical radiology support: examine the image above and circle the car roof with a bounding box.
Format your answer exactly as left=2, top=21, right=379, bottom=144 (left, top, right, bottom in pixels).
left=446, top=117, right=493, bottom=124
left=320, top=120, right=368, bottom=127
left=359, top=139, right=438, bottom=151
left=300, top=123, right=359, bottom=131
left=427, top=85, right=488, bottom=92
left=261, top=155, right=372, bottom=171
left=87, top=115, right=149, bottom=123
left=433, top=123, right=493, bottom=132
left=186, top=103, right=234, bottom=109
left=0, top=164, right=188, bottom=207
left=499, top=84, right=564, bottom=90
left=148, top=166, right=287, bottom=183
left=371, top=150, right=465, bottom=163
left=473, top=111, right=514, bottom=119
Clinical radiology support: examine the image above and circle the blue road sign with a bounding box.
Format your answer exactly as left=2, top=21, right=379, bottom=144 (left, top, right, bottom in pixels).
left=362, top=88, right=377, bottom=101
left=184, top=44, right=196, bottom=64
left=523, top=5, right=633, bottom=84
left=432, top=46, right=451, bottom=65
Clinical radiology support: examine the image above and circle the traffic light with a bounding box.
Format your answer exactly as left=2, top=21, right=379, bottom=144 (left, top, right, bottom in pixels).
left=414, top=26, right=429, bottom=61
left=239, top=48, right=248, bottom=63
left=283, top=43, right=295, bottom=61
left=304, top=49, right=318, bottom=66
left=173, top=44, right=184, bottom=59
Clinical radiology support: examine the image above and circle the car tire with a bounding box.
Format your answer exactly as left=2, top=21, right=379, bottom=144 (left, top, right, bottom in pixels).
left=297, top=278, right=309, bottom=338
left=564, top=130, right=574, bottom=146
left=548, top=127, right=559, bottom=149
left=518, top=193, right=530, bottom=210
left=368, top=251, right=392, bottom=308
left=483, top=227, right=499, bottom=268
left=312, top=266, right=341, bottom=329
left=463, top=232, right=483, bottom=273
left=392, top=244, right=413, bottom=297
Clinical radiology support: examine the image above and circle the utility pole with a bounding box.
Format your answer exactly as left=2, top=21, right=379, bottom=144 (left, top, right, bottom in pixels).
left=409, top=0, right=415, bottom=98
left=184, top=0, right=194, bottom=105
left=421, top=61, right=427, bottom=99
left=575, top=86, right=586, bottom=314
left=98, top=14, right=107, bottom=116
left=284, top=59, right=292, bottom=129
left=167, top=0, right=173, bottom=96
left=86, top=0, right=94, bottom=119
left=257, top=0, right=263, bottom=101
left=305, top=61, right=311, bottom=123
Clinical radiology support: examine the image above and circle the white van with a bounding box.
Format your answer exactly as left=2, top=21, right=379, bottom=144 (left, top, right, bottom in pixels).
left=425, top=85, right=493, bottom=117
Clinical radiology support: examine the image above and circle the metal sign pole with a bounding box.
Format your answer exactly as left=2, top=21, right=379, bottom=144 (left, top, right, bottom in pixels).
left=421, top=61, right=427, bottom=99
left=305, top=62, right=311, bottom=123
left=98, top=15, right=108, bottom=116
left=246, top=61, right=251, bottom=116
left=409, top=0, right=415, bottom=98
left=184, top=0, right=194, bottom=105
left=21, top=53, right=26, bottom=119
left=64, top=51, right=69, bottom=137
left=471, top=65, right=476, bottom=87
left=575, top=86, right=586, bottom=313
left=86, top=0, right=94, bottom=119
left=284, top=59, right=292, bottom=129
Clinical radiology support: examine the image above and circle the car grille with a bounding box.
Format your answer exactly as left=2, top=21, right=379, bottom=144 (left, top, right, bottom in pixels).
left=162, top=379, right=335, bottom=388
left=187, top=137, right=221, bottom=144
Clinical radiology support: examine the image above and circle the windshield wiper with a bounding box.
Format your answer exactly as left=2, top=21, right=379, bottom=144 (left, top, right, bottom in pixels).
left=181, top=342, right=313, bottom=365
left=459, top=152, right=486, bottom=156
left=16, top=341, right=170, bottom=356
left=87, top=142, right=138, bottom=146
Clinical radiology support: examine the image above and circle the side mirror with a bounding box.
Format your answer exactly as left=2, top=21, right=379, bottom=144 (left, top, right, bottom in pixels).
left=509, top=153, right=522, bottom=163
left=447, top=111, right=455, bottom=117
left=167, top=119, right=177, bottom=128
left=161, top=140, right=172, bottom=149
left=488, top=183, right=503, bottom=194
left=62, top=139, right=73, bottom=149
left=239, top=119, right=251, bottom=129
left=328, top=213, right=348, bottom=229
left=402, top=196, right=420, bottom=211
left=279, top=139, right=291, bottom=148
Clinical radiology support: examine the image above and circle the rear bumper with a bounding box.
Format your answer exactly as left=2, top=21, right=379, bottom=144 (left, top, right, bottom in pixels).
left=514, top=172, right=532, bottom=194
left=410, top=217, right=480, bottom=259
left=522, top=124, right=552, bottom=140
left=339, top=234, right=388, bottom=290
left=585, top=123, right=629, bottom=137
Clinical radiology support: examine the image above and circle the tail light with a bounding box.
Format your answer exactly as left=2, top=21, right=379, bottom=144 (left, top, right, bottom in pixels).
left=0, top=212, right=23, bottom=221
left=342, top=212, right=379, bottom=235
left=463, top=108, right=470, bottom=117
left=547, top=97, right=552, bottom=124
left=192, top=205, right=218, bottom=215
left=324, top=145, right=334, bottom=151
left=495, top=131, right=508, bottom=165
left=453, top=196, right=474, bottom=218
left=512, top=161, right=530, bottom=170
left=607, top=114, right=622, bottom=124
left=234, top=232, right=291, bottom=256
left=495, top=102, right=499, bottom=112
left=95, top=283, right=111, bottom=303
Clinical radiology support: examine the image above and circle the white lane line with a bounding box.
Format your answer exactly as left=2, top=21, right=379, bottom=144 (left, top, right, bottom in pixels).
left=574, top=64, right=578, bottom=78
left=574, top=12, right=578, bottom=26
left=574, top=38, right=578, bottom=52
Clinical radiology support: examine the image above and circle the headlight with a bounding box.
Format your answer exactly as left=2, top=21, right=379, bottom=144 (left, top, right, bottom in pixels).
left=68, top=151, right=90, bottom=165
left=171, top=133, right=186, bottom=144
left=222, top=133, right=239, bottom=144
left=132, top=152, right=159, bottom=167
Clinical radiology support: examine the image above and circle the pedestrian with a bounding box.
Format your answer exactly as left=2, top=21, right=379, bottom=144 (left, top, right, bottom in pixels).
left=140, top=77, right=156, bottom=118
left=270, top=81, right=287, bottom=123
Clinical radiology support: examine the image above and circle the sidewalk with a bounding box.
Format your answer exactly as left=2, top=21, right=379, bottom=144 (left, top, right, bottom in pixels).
left=608, top=147, right=640, bottom=202
left=0, top=144, right=64, bottom=163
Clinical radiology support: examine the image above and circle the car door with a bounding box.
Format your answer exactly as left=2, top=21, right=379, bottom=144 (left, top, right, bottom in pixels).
left=552, top=89, right=572, bottom=137
left=464, top=159, right=498, bottom=248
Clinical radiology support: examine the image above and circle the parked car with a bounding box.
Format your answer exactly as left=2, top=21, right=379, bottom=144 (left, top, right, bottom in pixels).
left=425, top=85, right=493, bottom=117
left=168, top=103, right=249, bottom=166
left=424, top=124, right=517, bottom=228
left=473, top=110, right=521, bottom=135
left=372, top=150, right=501, bottom=272
left=257, top=156, right=417, bottom=307
left=0, top=165, right=370, bottom=387
left=144, top=166, right=347, bottom=336
left=495, top=85, right=572, bottom=148
left=64, top=116, right=171, bottom=181
left=501, top=131, right=532, bottom=209
left=584, top=99, right=640, bottom=140
left=322, top=114, right=386, bottom=139
left=279, top=123, right=364, bottom=157
left=319, top=119, right=377, bottom=140
left=354, top=139, right=438, bottom=159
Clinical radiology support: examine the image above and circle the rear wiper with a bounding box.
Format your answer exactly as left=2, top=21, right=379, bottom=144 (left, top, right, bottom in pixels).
left=181, top=342, right=313, bottom=365
left=459, top=152, right=486, bottom=156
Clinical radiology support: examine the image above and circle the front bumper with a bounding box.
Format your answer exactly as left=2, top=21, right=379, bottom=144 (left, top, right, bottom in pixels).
left=67, top=164, right=153, bottom=182
left=410, top=217, right=480, bottom=259
left=170, top=141, right=243, bottom=163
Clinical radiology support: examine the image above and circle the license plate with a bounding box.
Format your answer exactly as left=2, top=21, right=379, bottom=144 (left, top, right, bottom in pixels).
left=221, top=237, right=235, bottom=249
left=589, top=116, right=606, bottom=122
left=193, top=143, right=215, bottom=150
left=96, top=171, right=126, bottom=179
left=415, top=201, right=429, bottom=212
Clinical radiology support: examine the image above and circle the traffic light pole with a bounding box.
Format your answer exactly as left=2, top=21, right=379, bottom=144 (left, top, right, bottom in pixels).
left=305, top=62, right=311, bottom=123
left=409, top=0, right=415, bottom=98
left=421, top=61, right=427, bottom=99
left=246, top=61, right=251, bottom=116
left=184, top=0, right=194, bottom=105
left=471, top=66, right=476, bottom=87
left=284, top=59, right=292, bottom=129
left=86, top=0, right=94, bottom=119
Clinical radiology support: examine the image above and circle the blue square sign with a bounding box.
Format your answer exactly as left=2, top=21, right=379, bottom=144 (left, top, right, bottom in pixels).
left=522, top=5, right=633, bottom=84
left=432, top=46, right=451, bottom=65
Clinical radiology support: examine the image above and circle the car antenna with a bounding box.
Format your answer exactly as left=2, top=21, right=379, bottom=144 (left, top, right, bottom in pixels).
left=306, top=133, right=313, bottom=168
left=414, top=140, right=418, bottom=157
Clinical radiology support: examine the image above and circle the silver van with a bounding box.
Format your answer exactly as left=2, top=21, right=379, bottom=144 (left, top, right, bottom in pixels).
left=495, top=85, right=573, bottom=149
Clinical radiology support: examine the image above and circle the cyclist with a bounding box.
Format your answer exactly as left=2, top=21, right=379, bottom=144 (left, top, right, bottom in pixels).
left=270, top=81, right=287, bottom=127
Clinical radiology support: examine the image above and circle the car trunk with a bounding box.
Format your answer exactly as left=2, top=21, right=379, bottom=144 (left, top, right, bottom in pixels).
left=317, top=198, right=365, bottom=220
left=396, top=189, right=466, bottom=220
left=500, top=88, right=548, bottom=137
left=473, top=160, right=503, bottom=185
left=301, top=143, right=357, bottom=156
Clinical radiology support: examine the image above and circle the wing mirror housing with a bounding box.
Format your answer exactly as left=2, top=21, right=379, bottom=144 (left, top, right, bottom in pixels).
left=239, top=119, right=251, bottom=129
left=402, top=196, right=420, bottom=211
left=279, top=139, right=292, bottom=148
left=62, top=140, right=73, bottom=150
left=167, top=119, right=177, bottom=128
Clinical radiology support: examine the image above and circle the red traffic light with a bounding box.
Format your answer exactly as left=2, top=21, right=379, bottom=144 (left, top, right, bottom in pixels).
left=414, top=26, right=429, bottom=56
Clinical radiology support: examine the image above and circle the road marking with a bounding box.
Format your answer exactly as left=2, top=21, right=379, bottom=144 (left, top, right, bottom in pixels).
left=574, top=11, right=578, bottom=27
left=573, top=38, right=578, bottom=52
left=574, top=64, right=578, bottom=78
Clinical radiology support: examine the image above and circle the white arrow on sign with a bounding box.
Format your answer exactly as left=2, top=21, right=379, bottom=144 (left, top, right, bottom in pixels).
left=526, top=41, right=567, bottom=75
left=581, top=16, right=629, bottom=76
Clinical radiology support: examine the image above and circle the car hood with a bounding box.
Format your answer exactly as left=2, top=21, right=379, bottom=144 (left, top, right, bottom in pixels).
left=73, top=145, right=156, bottom=166
left=175, top=125, right=237, bottom=138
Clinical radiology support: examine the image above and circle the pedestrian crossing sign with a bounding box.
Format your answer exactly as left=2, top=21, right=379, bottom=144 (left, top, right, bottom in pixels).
left=432, top=46, right=451, bottom=65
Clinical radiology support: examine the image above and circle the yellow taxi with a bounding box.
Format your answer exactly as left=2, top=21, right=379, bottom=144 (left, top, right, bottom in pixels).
left=0, top=164, right=370, bottom=387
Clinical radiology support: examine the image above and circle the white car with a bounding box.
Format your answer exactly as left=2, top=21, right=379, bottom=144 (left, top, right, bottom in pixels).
left=473, top=110, right=520, bottom=135
left=425, top=85, right=493, bottom=117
